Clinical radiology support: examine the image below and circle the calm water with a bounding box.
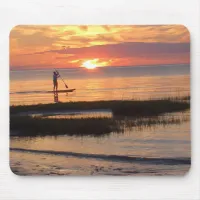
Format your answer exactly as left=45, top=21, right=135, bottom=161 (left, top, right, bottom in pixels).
left=10, top=64, right=190, bottom=175
left=10, top=120, right=190, bottom=175
left=10, top=64, right=190, bottom=105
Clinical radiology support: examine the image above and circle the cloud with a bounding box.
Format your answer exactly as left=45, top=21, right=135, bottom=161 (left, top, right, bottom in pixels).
left=64, top=30, right=76, bottom=35
left=28, top=42, right=189, bottom=57
left=16, top=32, right=58, bottom=47
left=79, top=26, right=88, bottom=31
left=10, top=25, right=190, bottom=52
left=10, top=26, right=66, bottom=51
left=102, top=25, right=110, bottom=31
left=15, top=41, right=189, bottom=68
left=10, top=25, right=190, bottom=69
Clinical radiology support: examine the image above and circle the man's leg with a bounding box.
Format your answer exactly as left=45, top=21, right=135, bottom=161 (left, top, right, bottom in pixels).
left=53, top=81, right=56, bottom=91
left=56, top=81, right=58, bottom=91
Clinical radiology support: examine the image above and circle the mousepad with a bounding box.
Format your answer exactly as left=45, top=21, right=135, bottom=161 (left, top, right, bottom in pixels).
left=9, top=25, right=190, bottom=175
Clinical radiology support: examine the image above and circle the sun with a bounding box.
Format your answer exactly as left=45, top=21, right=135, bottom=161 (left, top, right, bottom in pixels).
left=82, top=60, right=97, bottom=69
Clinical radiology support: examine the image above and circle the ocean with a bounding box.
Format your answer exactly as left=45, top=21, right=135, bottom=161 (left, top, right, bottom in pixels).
left=10, top=64, right=190, bottom=105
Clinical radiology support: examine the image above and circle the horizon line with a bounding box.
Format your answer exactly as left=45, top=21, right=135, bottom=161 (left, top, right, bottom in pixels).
left=10, top=63, right=190, bottom=71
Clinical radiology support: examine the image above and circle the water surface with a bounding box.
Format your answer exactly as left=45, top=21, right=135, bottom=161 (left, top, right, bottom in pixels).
left=10, top=119, right=190, bottom=175
left=10, top=64, right=190, bottom=105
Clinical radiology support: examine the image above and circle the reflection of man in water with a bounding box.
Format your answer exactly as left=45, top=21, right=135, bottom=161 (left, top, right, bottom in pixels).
left=54, top=91, right=59, bottom=103
left=53, top=71, right=60, bottom=91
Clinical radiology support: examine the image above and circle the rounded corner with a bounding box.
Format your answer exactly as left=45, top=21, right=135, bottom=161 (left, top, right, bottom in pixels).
left=9, top=25, right=21, bottom=38
left=9, top=161, right=21, bottom=176
left=182, top=163, right=191, bottom=177
left=179, top=24, right=191, bottom=42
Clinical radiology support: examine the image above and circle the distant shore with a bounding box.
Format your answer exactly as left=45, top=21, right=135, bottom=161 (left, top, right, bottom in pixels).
left=10, top=97, right=190, bottom=137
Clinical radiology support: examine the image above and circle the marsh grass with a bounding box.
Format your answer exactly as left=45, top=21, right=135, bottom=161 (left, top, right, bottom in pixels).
left=10, top=116, right=118, bottom=137
left=10, top=98, right=190, bottom=117
left=10, top=113, right=189, bottom=137
left=10, top=97, right=190, bottom=137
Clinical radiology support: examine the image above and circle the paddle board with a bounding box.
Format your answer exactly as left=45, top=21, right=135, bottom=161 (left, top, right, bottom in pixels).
left=47, top=89, right=76, bottom=93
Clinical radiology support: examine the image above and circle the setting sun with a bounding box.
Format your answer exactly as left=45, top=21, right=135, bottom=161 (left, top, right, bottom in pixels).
left=82, top=60, right=97, bottom=69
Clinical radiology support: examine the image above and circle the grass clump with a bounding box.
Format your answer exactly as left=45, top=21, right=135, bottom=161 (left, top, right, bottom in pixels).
left=10, top=113, right=189, bottom=137
left=10, top=116, right=119, bottom=137
left=10, top=99, right=190, bottom=117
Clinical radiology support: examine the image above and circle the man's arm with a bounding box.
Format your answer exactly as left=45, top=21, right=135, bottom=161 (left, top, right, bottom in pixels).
left=56, top=71, right=60, bottom=77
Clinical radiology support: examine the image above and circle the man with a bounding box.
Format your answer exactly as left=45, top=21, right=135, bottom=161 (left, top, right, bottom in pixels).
left=53, top=71, right=60, bottom=91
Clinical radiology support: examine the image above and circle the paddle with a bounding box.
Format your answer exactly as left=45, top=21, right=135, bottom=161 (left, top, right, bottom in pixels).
left=54, top=69, right=68, bottom=88
left=53, top=46, right=70, bottom=89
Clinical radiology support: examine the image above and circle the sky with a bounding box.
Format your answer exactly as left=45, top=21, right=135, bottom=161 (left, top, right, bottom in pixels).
left=10, top=25, right=190, bottom=70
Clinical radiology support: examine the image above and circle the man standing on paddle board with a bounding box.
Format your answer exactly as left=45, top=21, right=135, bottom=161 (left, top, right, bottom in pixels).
left=53, top=71, right=60, bottom=91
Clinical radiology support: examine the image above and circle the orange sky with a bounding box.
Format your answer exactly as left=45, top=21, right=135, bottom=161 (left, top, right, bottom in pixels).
left=10, top=25, right=190, bottom=70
